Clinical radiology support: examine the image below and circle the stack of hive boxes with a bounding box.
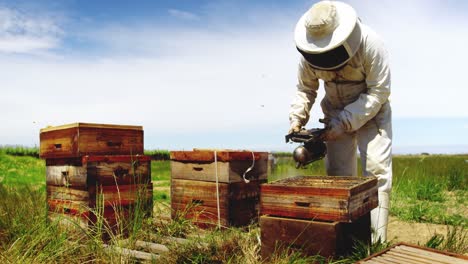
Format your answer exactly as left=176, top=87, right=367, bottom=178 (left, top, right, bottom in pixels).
left=170, top=149, right=269, bottom=228
left=260, top=175, right=379, bottom=258
left=40, top=123, right=152, bottom=233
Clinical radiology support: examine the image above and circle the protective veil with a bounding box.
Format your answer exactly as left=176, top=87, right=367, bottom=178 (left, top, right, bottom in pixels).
left=289, top=22, right=392, bottom=242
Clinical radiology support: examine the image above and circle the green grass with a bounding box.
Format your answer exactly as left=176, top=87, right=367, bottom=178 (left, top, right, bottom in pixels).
left=391, top=155, right=467, bottom=226
left=0, top=151, right=467, bottom=262
left=0, top=151, right=45, bottom=187
left=0, top=145, right=40, bottom=158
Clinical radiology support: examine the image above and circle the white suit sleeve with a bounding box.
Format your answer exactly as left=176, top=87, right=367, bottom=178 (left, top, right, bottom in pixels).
left=339, top=32, right=391, bottom=132
left=289, top=58, right=320, bottom=126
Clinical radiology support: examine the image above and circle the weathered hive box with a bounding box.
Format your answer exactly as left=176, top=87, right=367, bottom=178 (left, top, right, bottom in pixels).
left=170, top=149, right=269, bottom=183
left=356, top=242, right=468, bottom=263
left=260, top=213, right=370, bottom=259
left=40, top=123, right=143, bottom=159
left=171, top=179, right=265, bottom=227
left=260, top=176, right=378, bottom=222
left=46, top=155, right=153, bottom=230
left=170, top=149, right=269, bottom=227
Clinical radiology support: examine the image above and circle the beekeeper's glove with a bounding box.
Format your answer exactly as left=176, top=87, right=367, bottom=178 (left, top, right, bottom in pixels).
left=323, top=118, right=345, bottom=141
left=288, top=121, right=302, bottom=134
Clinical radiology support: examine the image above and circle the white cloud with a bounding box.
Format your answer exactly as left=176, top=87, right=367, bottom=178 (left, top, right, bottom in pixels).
left=0, top=1, right=467, bottom=150
left=0, top=7, right=63, bottom=54
left=168, top=9, right=200, bottom=21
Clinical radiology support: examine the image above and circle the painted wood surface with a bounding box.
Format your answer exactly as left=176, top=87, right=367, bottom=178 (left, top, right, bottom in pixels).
left=171, top=179, right=264, bottom=227
left=260, top=213, right=370, bottom=259
left=40, top=124, right=143, bottom=158
left=260, top=176, right=378, bottom=222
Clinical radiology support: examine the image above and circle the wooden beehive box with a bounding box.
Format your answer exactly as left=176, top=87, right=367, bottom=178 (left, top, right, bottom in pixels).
left=170, top=149, right=269, bottom=227
left=46, top=155, right=153, bottom=230
left=40, top=123, right=144, bottom=159
left=356, top=242, right=468, bottom=263
left=170, top=149, right=269, bottom=183
left=260, top=176, right=378, bottom=222
left=171, top=179, right=265, bottom=227
left=260, top=213, right=370, bottom=259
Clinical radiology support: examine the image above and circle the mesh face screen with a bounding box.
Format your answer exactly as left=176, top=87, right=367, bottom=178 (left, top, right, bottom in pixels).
left=297, top=45, right=350, bottom=70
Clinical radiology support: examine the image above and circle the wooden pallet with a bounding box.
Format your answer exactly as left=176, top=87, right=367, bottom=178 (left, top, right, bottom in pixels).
left=356, top=242, right=468, bottom=263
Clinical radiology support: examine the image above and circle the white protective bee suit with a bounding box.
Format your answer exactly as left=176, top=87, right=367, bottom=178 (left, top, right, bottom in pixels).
left=290, top=1, right=392, bottom=242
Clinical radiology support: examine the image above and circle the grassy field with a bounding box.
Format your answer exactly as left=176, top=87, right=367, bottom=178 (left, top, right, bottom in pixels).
left=0, top=147, right=466, bottom=263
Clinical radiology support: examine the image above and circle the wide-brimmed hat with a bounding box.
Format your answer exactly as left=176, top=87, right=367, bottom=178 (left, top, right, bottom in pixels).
left=295, top=1, right=361, bottom=70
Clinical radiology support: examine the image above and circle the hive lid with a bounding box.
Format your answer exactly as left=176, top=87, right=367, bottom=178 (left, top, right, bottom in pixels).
left=40, top=122, right=143, bottom=133
left=265, top=176, right=377, bottom=193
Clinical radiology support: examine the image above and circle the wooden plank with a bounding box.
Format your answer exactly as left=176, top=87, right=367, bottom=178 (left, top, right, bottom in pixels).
left=385, top=250, right=436, bottom=264
left=357, top=243, right=468, bottom=263
left=90, top=184, right=153, bottom=207
left=171, top=161, right=231, bottom=182
left=48, top=199, right=90, bottom=216
left=46, top=165, right=87, bottom=187
left=394, top=245, right=467, bottom=264
left=47, top=186, right=89, bottom=201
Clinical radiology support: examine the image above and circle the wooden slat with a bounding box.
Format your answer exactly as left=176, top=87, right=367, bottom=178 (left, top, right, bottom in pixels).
left=91, top=184, right=153, bottom=207
left=357, top=243, right=468, bottom=263
left=47, top=186, right=89, bottom=201
left=48, top=211, right=89, bottom=229
left=46, top=165, right=87, bottom=187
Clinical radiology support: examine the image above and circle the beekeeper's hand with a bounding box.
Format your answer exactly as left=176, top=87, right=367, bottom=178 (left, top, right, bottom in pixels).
left=323, top=118, right=345, bottom=141
left=288, top=121, right=302, bottom=134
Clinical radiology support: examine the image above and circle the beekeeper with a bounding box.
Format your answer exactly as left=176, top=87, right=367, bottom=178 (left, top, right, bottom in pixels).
left=289, top=1, right=392, bottom=243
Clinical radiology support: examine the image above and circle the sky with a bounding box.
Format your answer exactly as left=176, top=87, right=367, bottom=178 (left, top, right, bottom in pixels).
left=0, top=0, right=467, bottom=154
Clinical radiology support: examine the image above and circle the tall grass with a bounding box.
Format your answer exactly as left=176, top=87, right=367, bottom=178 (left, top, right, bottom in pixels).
left=0, top=145, right=39, bottom=158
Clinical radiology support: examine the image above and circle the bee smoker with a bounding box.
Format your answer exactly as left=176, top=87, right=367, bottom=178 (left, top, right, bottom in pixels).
left=285, top=127, right=327, bottom=168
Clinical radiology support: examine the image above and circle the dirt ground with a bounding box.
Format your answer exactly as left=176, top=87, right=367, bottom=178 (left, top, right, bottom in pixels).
left=387, top=216, right=450, bottom=245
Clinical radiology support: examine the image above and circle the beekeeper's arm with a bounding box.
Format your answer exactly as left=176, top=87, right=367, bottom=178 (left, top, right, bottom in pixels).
left=338, top=33, right=391, bottom=132
left=289, top=58, right=319, bottom=133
